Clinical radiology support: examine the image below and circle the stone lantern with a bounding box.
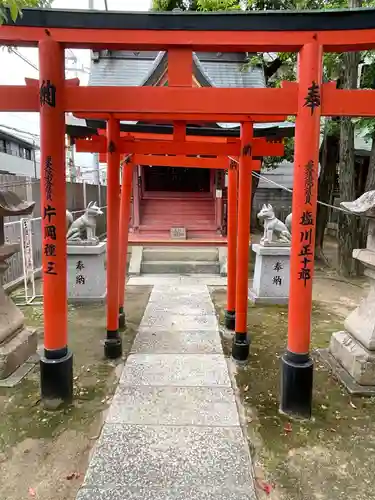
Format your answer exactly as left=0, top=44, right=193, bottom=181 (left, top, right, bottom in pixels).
left=324, top=190, right=375, bottom=393
left=0, top=190, right=37, bottom=380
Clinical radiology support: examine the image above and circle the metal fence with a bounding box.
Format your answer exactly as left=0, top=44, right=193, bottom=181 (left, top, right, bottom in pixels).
left=3, top=207, right=107, bottom=289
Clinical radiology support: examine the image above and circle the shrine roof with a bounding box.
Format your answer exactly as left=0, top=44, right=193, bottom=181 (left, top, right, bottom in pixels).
left=5, top=7, right=375, bottom=32
left=77, top=121, right=295, bottom=140
left=89, top=50, right=265, bottom=90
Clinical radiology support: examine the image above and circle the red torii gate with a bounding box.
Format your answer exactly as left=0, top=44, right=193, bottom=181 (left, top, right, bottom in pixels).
left=74, top=126, right=281, bottom=330
left=2, top=6, right=375, bottom=418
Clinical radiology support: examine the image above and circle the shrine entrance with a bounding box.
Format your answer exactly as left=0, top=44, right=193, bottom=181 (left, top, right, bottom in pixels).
left=140, top=165, right=215, bottom=237
left=4, top=5, right=375, bottom=420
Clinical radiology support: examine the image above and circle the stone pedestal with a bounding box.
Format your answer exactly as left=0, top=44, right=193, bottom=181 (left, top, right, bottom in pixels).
left=67, top=242, right=106, bottom=303
left=326, top=246, right=375, bottom=392
left=0, top=243, right=37, bottom=380
left=249, top=243, right=291, bottom=305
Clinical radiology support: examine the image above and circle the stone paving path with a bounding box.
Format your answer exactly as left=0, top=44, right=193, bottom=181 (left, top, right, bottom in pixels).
left=76, top=282, right=256, bottom=500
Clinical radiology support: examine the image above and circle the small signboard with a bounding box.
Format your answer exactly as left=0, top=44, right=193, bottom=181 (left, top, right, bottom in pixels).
left=170, top=227, right=187, bottom=240
left=22, top=218, right=34, bottom=278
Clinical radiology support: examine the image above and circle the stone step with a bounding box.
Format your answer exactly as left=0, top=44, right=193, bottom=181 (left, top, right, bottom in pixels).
left=143, top=247, right=219, bottom=262
left=77, top=486, right=255, bottom=500
left=141, top=260, right=220, bottom=275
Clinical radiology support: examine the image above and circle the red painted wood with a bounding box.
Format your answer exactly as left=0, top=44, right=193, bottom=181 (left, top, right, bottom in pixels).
left=128, top=234, right=227, bottom=247
left=139, top=198, right=216, bottom=236
left=142, top=191, right=213, bottom=200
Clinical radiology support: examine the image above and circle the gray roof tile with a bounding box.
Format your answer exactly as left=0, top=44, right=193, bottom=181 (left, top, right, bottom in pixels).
left=89, top=50, right=265, bottom=89
left=198, top=61, right=265, bottom=88
left=89, top=51, right=159, bottom=87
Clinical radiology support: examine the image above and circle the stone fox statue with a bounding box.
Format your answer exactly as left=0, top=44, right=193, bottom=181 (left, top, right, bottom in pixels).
left=257, top=204, right=292, bottom=244
left=66, top=202, right=103, bottom=242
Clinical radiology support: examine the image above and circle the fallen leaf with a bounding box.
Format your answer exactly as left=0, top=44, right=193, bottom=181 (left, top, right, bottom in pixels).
left=263, top=482, right=273, bottom=495
left=256, top=478, right=273, bottom=495
left=284, top=422, right=292, bottom=433
left=66, top=472, right=80, bottom=480
left=349, top=401, right=357, bottom=409
left=28, top=487, right=36, bottom=497
left=244, top=385, right=249, bottom=392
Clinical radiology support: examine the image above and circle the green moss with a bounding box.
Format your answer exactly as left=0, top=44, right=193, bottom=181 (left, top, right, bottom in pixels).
left=211, top=288, right=375, bottom=500
left=0, top=285, right=152, bottom=457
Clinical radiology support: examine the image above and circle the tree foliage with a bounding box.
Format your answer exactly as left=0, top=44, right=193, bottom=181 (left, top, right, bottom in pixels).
left=152, top=0, right=241, bottom=10
left=0, top=0, right=51, bottom=24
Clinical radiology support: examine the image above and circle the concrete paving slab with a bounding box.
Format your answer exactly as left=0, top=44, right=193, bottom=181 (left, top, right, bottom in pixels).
left=150, top=285, right=212, bottom=297
left=120, top=354, right=231, bottom=387
left=142, top=302, right=215, bottom=316
left=131, top=329, right=222, bottom=354
left=127, top=275, right=227, bottom=286
left=148, top=294, right=214, bottom=309
left=77, top=486, right=256, bottom=500
left=106, top=386, right=240, bottom=426
left=82, top=424, right=253, bottom=490
left=76, top=280, right=256, bottom=500
left=140, top=313, right=218, bottom=330
left=179, top=275, right=227, bottom=286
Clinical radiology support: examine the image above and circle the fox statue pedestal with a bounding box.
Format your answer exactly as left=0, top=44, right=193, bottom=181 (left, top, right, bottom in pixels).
left=67, top=243, right=107, bottom=303
left=66, top=202, right=106, bottom=303
left=249, top=204, right=292, bottom=305
left=249, top=243, right=291, bottom=305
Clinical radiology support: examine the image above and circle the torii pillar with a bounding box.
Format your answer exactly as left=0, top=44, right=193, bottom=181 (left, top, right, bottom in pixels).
left=281, top=41, right=322, bottom=418
left=232, top=122, right=253, bottom=361
left=118, top=157, right=133, bottom=329
left=225, top=158, right=238, bottom=331
left=39, top=35, right=73, bottom=405
left=105, top=117, right=122, bottom=358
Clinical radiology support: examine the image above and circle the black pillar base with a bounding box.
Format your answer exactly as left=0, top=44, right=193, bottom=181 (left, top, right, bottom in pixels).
left=280, top=351, right=313, bottom=419
left=224, top=310, right=236, bottom=331
left=40, top=349, right=73, bottom=408
left=104, top=330, right=123, bottom=359
left=232, top=332, right=250, bottom=362
left=118, top=306, right=126, bottom=330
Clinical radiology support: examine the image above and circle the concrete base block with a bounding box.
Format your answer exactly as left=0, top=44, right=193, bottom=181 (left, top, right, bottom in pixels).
left=219, top=247, right=228, bottom=277
left=141, top=260, right=220, bottom=275
left=67, top=242, right=106, bottom=303
left=248, top=289, right=289, bottom=305
left=129, top=246, right=143, bottom=276
left=0, top=327, right=38, bottom=380
left=250, top=243, right=290, bottom=305
left=318, top=347, right=375, bottom=396
left=329, top=330, right=375, bottom=386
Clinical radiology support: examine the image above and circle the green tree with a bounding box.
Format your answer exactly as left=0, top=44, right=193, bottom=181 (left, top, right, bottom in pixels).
left=152, top=0, right=199, bottom=10
left=152, top=0, right=241, bottom=10
left=152, top=0, right=375, bottom=273
left=0, top=1, right=51, bottom=24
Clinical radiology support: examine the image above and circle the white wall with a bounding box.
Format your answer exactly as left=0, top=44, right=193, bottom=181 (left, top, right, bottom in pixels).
left=0, top=151, right=40, bottom=178
left=259, top=161, right=294, bottom=190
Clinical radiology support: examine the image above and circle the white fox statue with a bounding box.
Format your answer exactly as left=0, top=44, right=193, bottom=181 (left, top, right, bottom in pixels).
left=257, top=204, right=292, bottom=245
left=66, top=202, right=103, bottom=243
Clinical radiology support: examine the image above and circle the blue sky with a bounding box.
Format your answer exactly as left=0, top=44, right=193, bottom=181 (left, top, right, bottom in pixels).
left=0, top=0, right=152, bottom=140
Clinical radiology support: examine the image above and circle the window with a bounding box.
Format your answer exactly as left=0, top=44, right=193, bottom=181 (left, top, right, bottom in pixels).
left=24, top=148, right=32, bottom=160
